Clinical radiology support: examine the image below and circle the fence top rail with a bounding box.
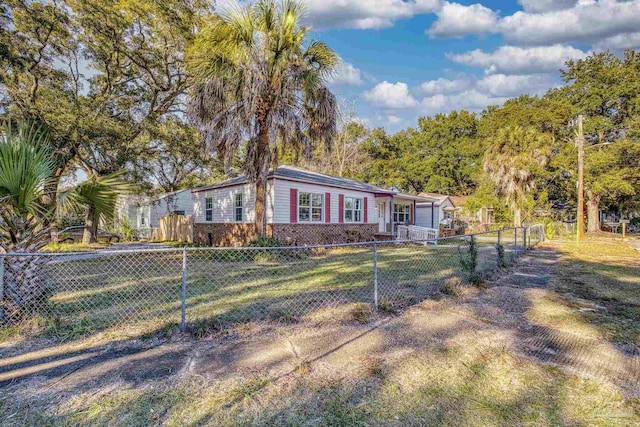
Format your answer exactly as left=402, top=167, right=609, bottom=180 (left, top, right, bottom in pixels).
left=0, top=226, right=541, bottom=257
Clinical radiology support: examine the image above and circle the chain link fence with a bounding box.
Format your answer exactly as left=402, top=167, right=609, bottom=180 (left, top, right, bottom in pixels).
left=0, top=226, right=544, bottom=339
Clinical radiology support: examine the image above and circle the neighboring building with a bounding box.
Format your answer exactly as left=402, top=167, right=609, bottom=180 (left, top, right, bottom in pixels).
left=116, top=189, right=195, bottom=237
left=415, top=193, right=457, bottom=228
left=191, top=165, right=437, bottom=246
left=416, top=193, right=497, bottom=233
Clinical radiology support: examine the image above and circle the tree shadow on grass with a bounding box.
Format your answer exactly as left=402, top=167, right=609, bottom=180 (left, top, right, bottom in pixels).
left=2, top=244, right=472, bottom=347
left=459, top=245, right=640, bottom=395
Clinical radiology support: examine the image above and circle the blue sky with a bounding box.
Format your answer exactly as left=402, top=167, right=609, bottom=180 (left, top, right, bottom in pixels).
left=294, top=0, right=640, bottom=132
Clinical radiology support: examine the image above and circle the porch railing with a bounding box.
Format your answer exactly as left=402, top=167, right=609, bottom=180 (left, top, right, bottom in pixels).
left=397, top=225, right=440, bottom=242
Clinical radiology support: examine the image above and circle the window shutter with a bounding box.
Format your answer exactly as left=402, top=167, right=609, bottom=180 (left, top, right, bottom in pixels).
left=338, top=194, right=344, bottom=223
left=290, top=188, right=298, bottom=223
left=364, top=197, right=368, bottom=223
left=325, top=192, right=331, bottom=223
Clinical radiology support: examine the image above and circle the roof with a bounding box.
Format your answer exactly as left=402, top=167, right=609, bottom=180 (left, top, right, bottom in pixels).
left=394, top=192, right=439, bottom=203
left=417, top=192, right=470, bottom=208
left=418, top=192, right=452, bottom=206
left=193, top=165, right=397, bottom=195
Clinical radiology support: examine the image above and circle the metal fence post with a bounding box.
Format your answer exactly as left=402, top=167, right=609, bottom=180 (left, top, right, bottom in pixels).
left=373, top=242, right=379, bottom=311
left=497, top=229, right=502, bottom=265
left=514, top=228, right=518, bottom=256
left=523, top=227, right=528, bottom=251
left=180, top=247, right=187, bottom=332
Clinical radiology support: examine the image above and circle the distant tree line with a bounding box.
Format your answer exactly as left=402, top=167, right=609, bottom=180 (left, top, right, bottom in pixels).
left=291, top=51, right=640, bottom=229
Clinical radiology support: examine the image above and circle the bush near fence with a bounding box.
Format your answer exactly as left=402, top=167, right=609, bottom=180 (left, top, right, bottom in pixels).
left=0, top=226, right=545, bottom=340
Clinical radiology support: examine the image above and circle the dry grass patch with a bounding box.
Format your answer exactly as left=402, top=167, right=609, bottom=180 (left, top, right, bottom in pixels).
left=546, top=237, right=640, bottom=346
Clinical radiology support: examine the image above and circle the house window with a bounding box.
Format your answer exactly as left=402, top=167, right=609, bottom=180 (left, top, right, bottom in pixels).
left=234, top=193, right=243, bottom=222
left=299, top=192, right=323, bottom=222
left=205, top=197, right=213, bottom=222
left=344, top=197, right=362, bottom=222
left=394, top=204, right=410, bottom=224
left=172, top=210, right=186, bottom=216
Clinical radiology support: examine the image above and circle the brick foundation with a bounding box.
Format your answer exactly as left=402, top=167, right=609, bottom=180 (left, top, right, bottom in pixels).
left=193, top=222, right=378, bottom=246
left=270, top=223, right=378, bottom=245
left=193, top=223, right=268, bottom=247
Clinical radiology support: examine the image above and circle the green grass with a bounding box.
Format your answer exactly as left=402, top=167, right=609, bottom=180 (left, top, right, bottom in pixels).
left=42, top=242, right=113, bottom=252
left=3, top=242, right=502, bottom=342
left=545, top=236, right=640, bottom=345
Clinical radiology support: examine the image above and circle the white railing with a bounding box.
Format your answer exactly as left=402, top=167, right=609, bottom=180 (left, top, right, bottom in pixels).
left=397, top=225, right=440, bottom=242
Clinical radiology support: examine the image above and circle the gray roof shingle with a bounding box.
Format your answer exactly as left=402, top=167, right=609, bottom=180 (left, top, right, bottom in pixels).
left=193, top=165, right=395, bottom=194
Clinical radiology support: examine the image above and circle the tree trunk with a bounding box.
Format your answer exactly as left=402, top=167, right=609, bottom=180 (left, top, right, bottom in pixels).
left=254, top=130, right=270, bottom=237
left=1, top=253, right=51, bottom=325
left=82, top=206, right=98, bottom=244
left=586, top=190, right=600, bottom=233
left=513, top=207, right=522, bottom=227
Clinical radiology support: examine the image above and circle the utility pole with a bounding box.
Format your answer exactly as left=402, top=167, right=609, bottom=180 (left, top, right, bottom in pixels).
left=576, top=115, right=585, bottom=245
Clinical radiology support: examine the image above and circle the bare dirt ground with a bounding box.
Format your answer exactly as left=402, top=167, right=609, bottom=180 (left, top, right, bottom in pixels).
left=1, top=241, right=639, bottom=425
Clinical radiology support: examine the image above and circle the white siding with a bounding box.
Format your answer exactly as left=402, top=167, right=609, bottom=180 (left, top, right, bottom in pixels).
left=272, top=179, right=377, bottom=224
left=416, top=204, right=438, bottom=228
left=416, top=198, right=454, bottom=228
left=194, top=183, right=262, bottom=224
left=148, top=190, right=195, bottom=228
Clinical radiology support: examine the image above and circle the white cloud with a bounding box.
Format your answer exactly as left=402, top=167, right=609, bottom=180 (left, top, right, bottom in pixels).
left=593, top=32, right=640, bottom=51
left=363, top=72, right=560, bottom=117
left=330, top=61, right=364, bottom=86
left=476, top=74, right=557, bottom=97
left=447, top=45, right=588, bottom=75
left=362, top=81, right=419, bottom=109
left=416, top=73, right=557, bottom=114
left=428, top=1, right=640, bottom=47
left=427, top=2, right=499, bottom=38
left=501, top=0, right=640, bottom=45
left=517, top=0, right=578, bottom=13
left=420, top=77, right=472, bottom=94
left=303, top=0, right=440, bottom=30
left=387, top=115, right=402, bottom=124
left=420, top=90, right=508, bottom=115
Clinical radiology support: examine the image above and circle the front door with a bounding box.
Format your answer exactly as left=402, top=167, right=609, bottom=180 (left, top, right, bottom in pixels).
left=377, top=201, right=386, bottom=232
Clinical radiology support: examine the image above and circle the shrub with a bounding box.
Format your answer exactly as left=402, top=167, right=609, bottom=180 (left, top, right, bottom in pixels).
left=351, top=303, right=373, bottom=323
left=458, top=236, right=481, bottom=285
left=440, top=277, right=461, bottom=297
left=248, top=237, right=286, bottom=247
left=248, top=236, right=311, bottom=262
left=378, top=300, right=397, bottom=314
left=545, top=221, right=555, bottom=240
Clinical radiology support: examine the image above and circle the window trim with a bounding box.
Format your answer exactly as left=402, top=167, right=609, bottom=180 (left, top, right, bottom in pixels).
left=234, top=193, right=243, bottom=222
left=393, top=203, right=410, bottom=224
left=205, top=197, right=213, bottom=222
left=298, top=192, right=324, bottom=223
left=344, top=196, right=363, bottom=223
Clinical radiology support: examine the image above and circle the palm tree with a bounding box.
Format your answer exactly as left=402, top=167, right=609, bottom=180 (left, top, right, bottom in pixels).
left=187, top=0, right=339, bottom=235
left=483, top=126, right=551, bottom=226
left=0, top=122, right=131, bottom=322
left=60, top=172, right=134, bottom=244
left=0, top=123, right=60, bottom=254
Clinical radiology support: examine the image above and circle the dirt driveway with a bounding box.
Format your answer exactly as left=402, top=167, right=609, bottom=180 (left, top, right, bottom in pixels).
left=1, top=242, right=638, bottom=426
